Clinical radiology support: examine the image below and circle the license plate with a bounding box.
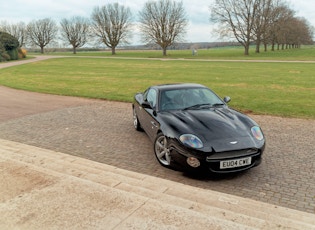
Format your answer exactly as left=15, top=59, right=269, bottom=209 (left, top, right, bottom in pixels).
left=220, top=157, right=252, bottom=169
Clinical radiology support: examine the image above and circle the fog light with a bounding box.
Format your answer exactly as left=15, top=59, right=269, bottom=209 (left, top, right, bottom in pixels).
left=187, top=157, right=200, bottom=168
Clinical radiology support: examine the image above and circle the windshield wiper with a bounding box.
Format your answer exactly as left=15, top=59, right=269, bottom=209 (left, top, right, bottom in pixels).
left=183, top=103, right=225, bottom=110
left=212, top=103, right=225, bottom=107
left=183, top=103, right=211, bottom=110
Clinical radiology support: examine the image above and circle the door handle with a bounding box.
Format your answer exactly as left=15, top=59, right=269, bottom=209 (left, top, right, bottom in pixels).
left=151, top=121, right=158, bottom=128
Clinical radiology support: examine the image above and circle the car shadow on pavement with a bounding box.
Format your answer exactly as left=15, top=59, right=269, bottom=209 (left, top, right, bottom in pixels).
left=182, top=169, right=246, bottom=181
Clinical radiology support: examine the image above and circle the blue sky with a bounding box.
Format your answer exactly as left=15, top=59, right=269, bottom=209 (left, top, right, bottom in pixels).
left=1, top=0, right=314, bottom=44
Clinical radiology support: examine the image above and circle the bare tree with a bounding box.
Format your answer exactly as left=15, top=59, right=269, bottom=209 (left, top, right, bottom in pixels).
left=0, top=21, right=27, bottom=48
left=265, top=4, right=313, bottom=51
left=299, top=18, right=314, bottom=46
left=27, top=18, right=58, bottom=53
left=138, top=0, right=188, bottom=56
left=272, top=5, right=295, bottom=50
left=60, top=16, right=90, bottom=54
left=210, top=0, right=260, bottom=55
left=286, top=17, right=313, bottom=48
left=252, top=0, right=274, bottom=53
left=91, top=3, right=132, bottom=55
left=266, top=3, right=292, bottom=50
left=260, top=0, right=282, bottom=51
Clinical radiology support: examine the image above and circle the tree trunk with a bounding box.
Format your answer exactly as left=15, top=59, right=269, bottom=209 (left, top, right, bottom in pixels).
left=271, top=43, right=275, bottom=51
left=111, top=47, right=116, bottom=55
left=244, top=44, right=250, bottom=55
left=40, top=46, right=44, bottom=54
left=264, top=43, right=267, bottom=52
left=255, top=36, right=261, bottom=53
left=255, top=43, right=260, bottom=53
left=73, top=46, right=77, bottom=54
left=162, top=48, right=167, bottom=56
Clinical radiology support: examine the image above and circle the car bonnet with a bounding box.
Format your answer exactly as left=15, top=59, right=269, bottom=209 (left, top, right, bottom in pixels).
left=161, top=107, right=260, bottom=152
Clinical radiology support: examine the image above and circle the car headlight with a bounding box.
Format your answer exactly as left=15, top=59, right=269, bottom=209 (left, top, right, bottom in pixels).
left=251, top=126, right=264, bottom=141
left=179, top=134, right=203, bottom=149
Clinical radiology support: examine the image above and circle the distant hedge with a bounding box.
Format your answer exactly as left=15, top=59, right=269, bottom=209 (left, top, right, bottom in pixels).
left=0, top=31, right=19, bottom=62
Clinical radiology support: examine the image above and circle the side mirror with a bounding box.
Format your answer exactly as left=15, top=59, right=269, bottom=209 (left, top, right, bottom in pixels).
left=142, top=101, right=152, bottom=109
left=142, top=101, right=157, bottom=116
left=223, top=96, right=231, bottom=103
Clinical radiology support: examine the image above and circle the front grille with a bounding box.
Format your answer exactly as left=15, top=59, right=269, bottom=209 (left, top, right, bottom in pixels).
left=206, top=148, right=259, bottom=161
left=205, top=151, right=262, bottom=173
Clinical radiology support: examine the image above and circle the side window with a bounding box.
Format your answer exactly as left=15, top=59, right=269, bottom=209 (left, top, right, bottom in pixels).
left=145, top=89, right=157, bottom=108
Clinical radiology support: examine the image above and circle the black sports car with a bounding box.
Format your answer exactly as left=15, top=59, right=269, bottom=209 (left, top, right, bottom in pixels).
left=132, top=83, right=265, bottom=173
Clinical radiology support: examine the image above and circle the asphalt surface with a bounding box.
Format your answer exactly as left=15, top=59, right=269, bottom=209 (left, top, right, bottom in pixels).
left=0, top=57, right=314, bottom=215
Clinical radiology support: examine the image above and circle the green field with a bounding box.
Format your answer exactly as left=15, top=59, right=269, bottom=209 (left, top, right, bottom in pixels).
left=44, top=45, right=315, bottom=60
left=1, top=47, right=315, bottom=119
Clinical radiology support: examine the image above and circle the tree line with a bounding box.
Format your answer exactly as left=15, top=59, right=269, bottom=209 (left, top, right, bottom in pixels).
left=0, top=0, right=313, bottom=57
left=210, top=0, right=314, bottom=55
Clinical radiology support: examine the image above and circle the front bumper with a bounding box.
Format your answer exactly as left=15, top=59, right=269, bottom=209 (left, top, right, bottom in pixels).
left=169, top=141, right=263, bottom=173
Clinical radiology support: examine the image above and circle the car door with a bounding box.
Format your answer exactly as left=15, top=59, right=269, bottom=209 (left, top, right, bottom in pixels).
left=141, top=88, right=160, bottom=141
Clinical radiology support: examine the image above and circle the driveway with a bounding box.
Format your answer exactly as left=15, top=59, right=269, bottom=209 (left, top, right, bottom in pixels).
left=0, top=56, right=314, bottom=214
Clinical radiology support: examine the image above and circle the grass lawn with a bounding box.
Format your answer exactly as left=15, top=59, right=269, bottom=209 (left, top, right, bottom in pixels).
left=0, top=48, right=314, bottom=119
left=42, top=45, right=315, bottom=60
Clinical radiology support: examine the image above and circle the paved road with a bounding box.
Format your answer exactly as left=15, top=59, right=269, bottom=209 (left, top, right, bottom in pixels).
left=1, top=56, right=314, bottom=214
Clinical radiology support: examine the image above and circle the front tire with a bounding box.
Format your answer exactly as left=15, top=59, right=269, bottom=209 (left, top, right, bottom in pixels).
left=133, top=107, right=142, bottom=131
left=154, top=133, right=172, bottom=168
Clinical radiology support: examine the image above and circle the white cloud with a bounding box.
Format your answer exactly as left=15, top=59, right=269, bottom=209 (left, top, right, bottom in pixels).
left=289, top=0, right=315, bottom=26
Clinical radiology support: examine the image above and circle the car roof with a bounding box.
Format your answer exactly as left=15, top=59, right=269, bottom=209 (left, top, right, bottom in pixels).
left=152, top=83, right=207, bottom=91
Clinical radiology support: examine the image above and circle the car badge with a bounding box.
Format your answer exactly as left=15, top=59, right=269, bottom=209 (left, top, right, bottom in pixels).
left=230, top=141, right=238, bottom=145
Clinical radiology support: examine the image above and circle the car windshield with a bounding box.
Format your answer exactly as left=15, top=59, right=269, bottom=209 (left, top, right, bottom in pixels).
left=160, top=87, right=224, bottom=111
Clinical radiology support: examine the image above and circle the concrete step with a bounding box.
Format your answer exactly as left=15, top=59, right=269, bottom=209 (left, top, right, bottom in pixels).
left=1, top=139, right=314, bottom=229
